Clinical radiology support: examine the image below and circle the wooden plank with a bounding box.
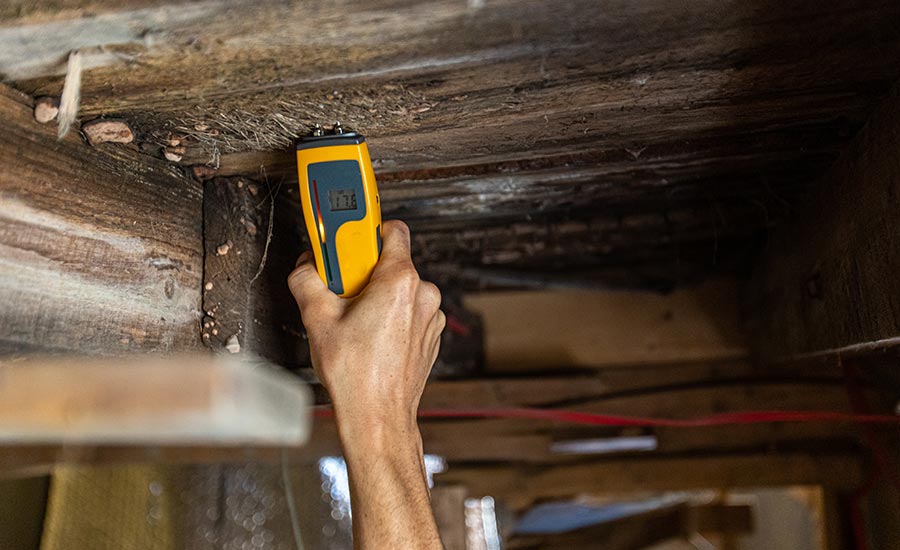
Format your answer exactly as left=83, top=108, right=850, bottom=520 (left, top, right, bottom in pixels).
left=0, top=84, right=203, bottom=354
left=747, top=82, right=900, bottom=360
left=436, top=454, right=865, bottom=511
left=464, top=282, right=746, bottom=370
left=2, top=367, right=879, bottom=474
left=419, top=360, right=845, bottom=408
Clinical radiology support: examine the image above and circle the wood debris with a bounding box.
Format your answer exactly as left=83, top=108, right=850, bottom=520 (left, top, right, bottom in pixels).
left=33, top=96, right=59, bottom=123
left=82, top=119, right=134, bottom=146
left=163, top=145, right=186, bottom=162
left=224, top=334, right=241, bottom=354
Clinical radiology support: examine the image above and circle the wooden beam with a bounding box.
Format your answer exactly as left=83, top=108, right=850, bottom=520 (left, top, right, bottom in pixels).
left=464, top=283, right=746, bottom=370
left=200, top=176, right=309, bottom=363
left=298, top=381, right=875, bottom=463
left=0, top=84, right=203, bottom=354
left=419, top=359, right=845, bottom=408
left=6, top=1, right=900, bottom=292
left=2, top=365, right=882, bottom=474
left=436, top=454, right=865, bottom=510
left=13, top=0, right=900, bottom=175
left=1, top=393, right=868, bottom=477
left=747, top=82, right=900, bottom=360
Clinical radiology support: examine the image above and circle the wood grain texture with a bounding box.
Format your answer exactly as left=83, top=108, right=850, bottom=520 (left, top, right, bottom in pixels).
left=747, top=82, right=900, bottom=359
left=6, top=0, right=900, bottom=289
left=200, top=175, right=309, bottom=363
left=198, top=174, right=484, bottom=374
left=0, top=85, right=203, bottom=354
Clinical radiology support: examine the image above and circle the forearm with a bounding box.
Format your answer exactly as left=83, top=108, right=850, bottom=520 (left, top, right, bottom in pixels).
left=336, top=411, right=442, bottom=550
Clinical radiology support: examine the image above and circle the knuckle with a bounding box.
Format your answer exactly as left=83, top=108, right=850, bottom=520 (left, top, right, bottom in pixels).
left=385, top=219, right=410, bottom=236
left=420, top=281, right=442, bottom=310
left=391, top=264, right=420, bottom=289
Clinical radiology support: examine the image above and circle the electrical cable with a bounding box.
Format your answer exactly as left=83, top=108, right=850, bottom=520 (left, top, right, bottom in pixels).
left=310, top=378, right=900, bottom=549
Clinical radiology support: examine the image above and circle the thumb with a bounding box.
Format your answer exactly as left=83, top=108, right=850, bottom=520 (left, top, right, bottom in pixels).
left=287, top=251, right=338, bottom=315
left=373, top=220, right=414, bottom=277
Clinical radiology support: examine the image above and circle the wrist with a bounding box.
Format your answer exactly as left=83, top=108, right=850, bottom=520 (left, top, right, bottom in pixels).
left=333, top=402, right=421, bottom=460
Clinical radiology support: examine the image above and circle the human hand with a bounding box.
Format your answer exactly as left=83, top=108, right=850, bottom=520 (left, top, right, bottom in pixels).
left=287, top=220, right=445, bottom=443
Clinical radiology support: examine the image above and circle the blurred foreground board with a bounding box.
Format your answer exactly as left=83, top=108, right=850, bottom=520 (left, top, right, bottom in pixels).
left=0, top=355, right=311, bottom=449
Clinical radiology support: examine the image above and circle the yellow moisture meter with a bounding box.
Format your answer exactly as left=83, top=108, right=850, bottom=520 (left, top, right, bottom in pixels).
left=296, top=124, right=382, bottom=297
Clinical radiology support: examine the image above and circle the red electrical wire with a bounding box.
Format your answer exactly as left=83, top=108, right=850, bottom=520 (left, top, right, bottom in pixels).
left=313, top=405, right=900, bottom=427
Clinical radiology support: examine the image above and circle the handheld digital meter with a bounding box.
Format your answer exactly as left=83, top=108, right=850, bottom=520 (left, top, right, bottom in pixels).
left=296, top=125, right=382, bottom=297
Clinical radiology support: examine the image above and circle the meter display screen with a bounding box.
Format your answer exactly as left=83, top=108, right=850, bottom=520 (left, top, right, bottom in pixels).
left=328, top=189, right=358, bottom=211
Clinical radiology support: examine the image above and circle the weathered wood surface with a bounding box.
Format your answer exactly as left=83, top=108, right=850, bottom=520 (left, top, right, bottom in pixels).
left=748, top=82, right=900, bottom=360
left=200, top=175, right=310, bottom=363
left=199, top=174, right=484, bottom=373
left=0, top=85, right=203, bottom=354
left=5, top=0, right=900, bottom=289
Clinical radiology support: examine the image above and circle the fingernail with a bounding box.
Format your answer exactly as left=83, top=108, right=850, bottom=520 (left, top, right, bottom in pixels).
left=296, top=251, right=311, bottom=266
